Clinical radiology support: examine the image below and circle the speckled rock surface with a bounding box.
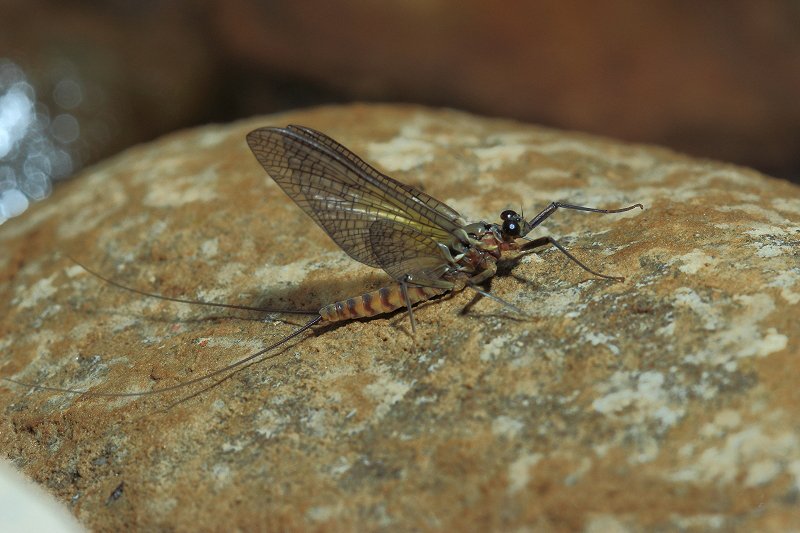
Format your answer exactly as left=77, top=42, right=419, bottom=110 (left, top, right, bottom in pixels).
left=1, top=104, right=799, bottom=531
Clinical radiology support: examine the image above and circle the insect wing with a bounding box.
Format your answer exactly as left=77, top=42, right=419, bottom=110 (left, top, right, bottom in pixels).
left=369, top=220, right=454, bottom=288
left=284, top=125, right=467, bottom=226
left=247, top=126, right=463, bottom=280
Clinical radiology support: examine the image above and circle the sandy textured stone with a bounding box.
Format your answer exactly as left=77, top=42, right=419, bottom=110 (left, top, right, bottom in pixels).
left=1, top=104, right=799, bottom=531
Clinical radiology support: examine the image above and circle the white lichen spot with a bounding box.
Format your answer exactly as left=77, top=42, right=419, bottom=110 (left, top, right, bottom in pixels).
left=767, top=270, right=800, bottom=304
left=510, top=353, right=535, bottom=369
left=669, top=426, right=798, bottom=486
left=592, top=371, right=684, bottom=431
left=718, top=204, right=792, bottom=225
left=307, top=504, right=343, bottom=523
left=584, top=513, right=631, bottom=533
left=656, top=321, right=675, bottom=337
left=56, top=178, right=127, bottom=239
left=485, top=131, right=536, bottom=146
left=526, top=167, right=572, bottom=180
left=514, top=379, right=541, bottom=397
left=212, top=261, right=245, bottom=289
left=534, top=138, right=614, bottom=161
left=17, top=273, right=58, bottom=309
left=221, top=440, right=245, bottom=453
left=582, top=331, right=620, bottom=355
left=744, top=459, right=781, bottom=487
left=200, top=237, right=218, bottom=258
left=188, top=334, right=260, bottom=352
left=427, top=357, right=445, bottom=373
left=329, top=457, right=351, bottom=477
left=593, top=444, right=614, bottom=459
left=480, top=335, right=511, bottom=362
left=364, top=368, right=412, bottom=420
left=320, top=364, right=357, bottom=382
left=564, top=457, right=592, bottom=485
left=367, top=137, right=434, bottom=171
left=709, top=169, right=762, bottom=186
left=744, top=221, right=800, bottom=257
left=750, top=328, right=788, bottom=357
left=327, top=391, right=342, bottom=403
left=718, top=410, right=742, bottom=426
left=772, top=197, right=800, bottom=215
left=303, top=409, right=329, bottom=436
left=754, top=243, right=786, bottom=258
left=789, top=460, right=800, bottom=491
left=673, top=287, right=721, bottom=331
left=730, top=293, right=778, bottom=353
left=507, top=452, right=542, bottom=494
left=638, top=437, right=665, bottom=463
left=148, top=497, right=177, bottom=517
left=536, top=285, right=587, bottom=318
left=197, top=129, right=229, bottom=147
left=256, top=408, right=288, bottom=439
left=143, top=167, right=219, bottom=207
left=65, top=264, right=84, bottom=278
left=211, top=463, right=231, bottom=488
left=519, top=251, right=545, bottom=265
left=441, top=196, right=483, bottom=223
left=681, top=293, right=784, bottom=366
left=492, top=416, right=524, bottom=438
left=678, top=444, right=695, bottom=459
left=670, top=514, right=726, bottom=530
left=743, top=221, right=795, bottom=238
left=675, top=250, right=717, bottom=275
left=472, top=144, right=528, bottom=171
left=253, top=251, right=353, bottom=288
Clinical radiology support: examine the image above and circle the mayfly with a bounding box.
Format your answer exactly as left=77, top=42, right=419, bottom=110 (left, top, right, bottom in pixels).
left=5, top=125, right=642, bottom=403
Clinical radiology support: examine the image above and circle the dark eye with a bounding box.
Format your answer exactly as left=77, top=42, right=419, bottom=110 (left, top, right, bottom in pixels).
left=500, top=209, right=518, bottom=221
left=502, top=219, right=521, bottom=237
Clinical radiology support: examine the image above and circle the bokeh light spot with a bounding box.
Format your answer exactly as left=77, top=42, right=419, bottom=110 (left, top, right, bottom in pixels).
left=52, top=114, right=80, bottom=144
left=53, top=79, right=83, bottom=110
left=0, top=188, right=29, bottom=219
left=0, top=59, right=76, bottom=224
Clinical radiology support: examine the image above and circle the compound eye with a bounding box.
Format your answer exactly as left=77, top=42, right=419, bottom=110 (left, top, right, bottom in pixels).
left=502, top=219, right=521, bottom=237
left=500, top=209, right=518, bottom=221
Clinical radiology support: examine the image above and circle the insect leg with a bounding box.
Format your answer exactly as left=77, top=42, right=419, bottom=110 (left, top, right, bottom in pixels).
left=400, top=275, right=418, bottom=335
left=524, top=236, right=625, bottom=281
left=465, top=262, right=527, bottom=316
left=521, top=202, right=643, bottom=235
left=437, top=243, right=464, bottom=264
left=467, top=261, right=497, bottom=284
left=465, top=284, right=527, bottom=316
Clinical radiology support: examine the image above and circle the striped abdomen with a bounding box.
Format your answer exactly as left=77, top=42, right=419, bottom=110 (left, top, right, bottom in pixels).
left=319, top=284, right=443, bottom=323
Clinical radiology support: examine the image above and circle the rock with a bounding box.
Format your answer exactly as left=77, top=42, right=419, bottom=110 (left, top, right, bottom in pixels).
left=1, top=104, right=799, bottom=531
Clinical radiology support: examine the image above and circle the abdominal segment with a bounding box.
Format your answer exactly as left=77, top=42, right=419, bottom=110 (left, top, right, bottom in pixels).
left=320, top=284, right=444, bottom=322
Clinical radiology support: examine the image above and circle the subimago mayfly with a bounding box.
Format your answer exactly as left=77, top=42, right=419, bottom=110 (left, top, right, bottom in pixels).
left=5, top=125, right=643, bottom=404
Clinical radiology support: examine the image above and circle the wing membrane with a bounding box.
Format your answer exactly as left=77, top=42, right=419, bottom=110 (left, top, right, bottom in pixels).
left=368, top=220, right=453, bottom=287
left=246, top=126, right=465, bottom=276
left=285, top=125, right=467, bottom=225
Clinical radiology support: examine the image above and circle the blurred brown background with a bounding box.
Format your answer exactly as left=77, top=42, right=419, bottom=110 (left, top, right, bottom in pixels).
left=2, top=0, right=799, bottom=221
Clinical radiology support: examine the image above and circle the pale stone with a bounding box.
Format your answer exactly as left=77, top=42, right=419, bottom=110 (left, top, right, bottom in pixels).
left=1, top=104, right=799, bottom=531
